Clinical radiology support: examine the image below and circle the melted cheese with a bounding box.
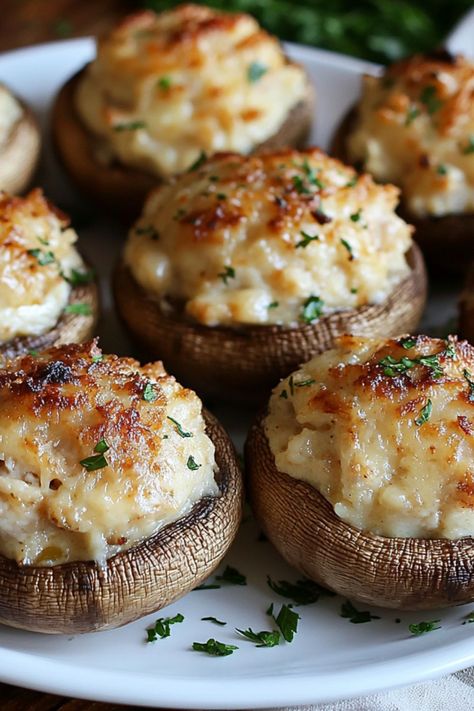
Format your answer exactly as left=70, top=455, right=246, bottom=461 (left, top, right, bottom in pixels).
left=346, top=53, right=474, bottom=217
left=0, top=190, right=85, bottom=342
left=0, top=84, right=22, bottom=150
left=124, top=148, right=412, bottom=327
left=0, top=341, right=217, bottom=566
left=75, top=4, right=308, bottom=177
left=266, top=335, right=474, bottom=539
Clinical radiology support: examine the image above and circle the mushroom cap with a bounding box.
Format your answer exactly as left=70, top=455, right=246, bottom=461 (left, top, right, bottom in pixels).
left=0, top=409, right=242, bottom=634
left=113, top=243, right=427, bottom=403
left=246, top=414, right=474, bottom=611
left=0, top=98, right=41, bottom=195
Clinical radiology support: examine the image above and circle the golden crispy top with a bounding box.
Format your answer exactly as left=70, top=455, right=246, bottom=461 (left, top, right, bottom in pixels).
left=125, top=148, right=412, bottom=326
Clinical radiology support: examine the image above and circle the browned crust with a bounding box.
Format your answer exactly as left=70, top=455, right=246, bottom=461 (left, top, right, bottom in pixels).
left=113, top=243, right=427, bottom=403
left=331, top=107, right=474, bottom=273
left=0, top=98, right=41, bottom=195
left=51, top=67, right=315, bottom=219
left=0, top=278, right=99, bottom=360
left=245, top=414, right=474, bottom=610
left=459, top=263, right=474, bottom=343
left=0, top=409, right=243, bottom=634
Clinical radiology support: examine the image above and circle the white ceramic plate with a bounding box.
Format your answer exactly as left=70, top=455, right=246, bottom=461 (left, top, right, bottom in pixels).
left=0, top=37, right=470, bottom=709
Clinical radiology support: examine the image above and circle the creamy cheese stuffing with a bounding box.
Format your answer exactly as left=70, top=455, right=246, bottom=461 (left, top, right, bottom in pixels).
left=0, top=189, right=87, bottom=342
left=266, top=334, right=474, bottom=539
left=347, top=52, right=474, bottom=218
left=124, top=148, right=412, bottom=327
left=0, top=341, right=217, bottom=566
left=0, top=84, right=22, bottom=150
left=75, top=4, right=308, bottom=177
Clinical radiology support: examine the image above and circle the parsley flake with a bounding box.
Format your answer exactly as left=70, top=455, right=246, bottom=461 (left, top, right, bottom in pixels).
left=294, top=378, right=315, bottom=388
left=64, top=303, right=92, bottom=316
left=146, top=613, right=184, bottom=642
left=192, top=639, right=238, bottom=656
left=143, top=382, right=158, bottom=402
left=113, top=121, right=146, bottom=132
left=216, top=566, right=247, bottom=586
left=167, top=416, right=192, bottom=438
left=28, top=349, right=39, bottom=357
left=157, top=76, right=172, bottom=90
left=187, top=455, right=201, bottom=471
left=273, top=604, right=300, bottom=642
left=28, top=248, right=55, bottom=266
left=399, top=337, right=417, bottom=350
left=218, top=266, right=235, bottom=284
left=350, top=210, right=362, bottom=222
left=341, top=600, right=380, bottom=624
left=301, top=158, right=325, bottom=189
left=420, top=85, right=442, bottom=114
left=202, top=617, right=226, bottom=626
left=247, top=61, right=267, bottom=83
left=267, top=576, right=334, bottom=605
left=415, top=398, right=432, bottom=426
left=437, top=164, right=448, bottom=175
left=463, top=136, right=474, bottom=155
left=379, top=353, right=443, bottom=379
left=292, top=174, right=311, bottom=195
left=94, top=438, right=109, bottom=454
left=188, top=151, right=207, bottom=172
left=405, top=106, right=420, bottom=126
left=64, top=268, right=94, bottom=286
left=345, top=177, right=358, bottom=188
left=463, top=369, right=474, bottom=402
left=236, top=628, right=280, bottom=647
left=296, top=231, right=319, bottom=248
left=301, top=295, right=324, bottom=324
left=409, top=620, right=441, bottom=636
left=340, top=238, right=354, bottom=259
left=268, top=301, right=279, bottom=309
left=80, top=439, right=110, bottom=471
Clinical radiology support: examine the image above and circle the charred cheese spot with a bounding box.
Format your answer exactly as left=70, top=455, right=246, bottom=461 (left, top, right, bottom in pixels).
left=124, top=148, right=412, bottom=326
left=265, top=334, right=474, bottom=539
left=75, top=4, right=308, bottom=177
left=347, top=53, right=474, bottom=217
left=0, top=341, right=217, bottom=566
left=0, top=189, right=85, bottom=342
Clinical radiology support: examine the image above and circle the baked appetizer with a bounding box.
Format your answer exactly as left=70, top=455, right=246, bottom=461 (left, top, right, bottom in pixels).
left=0, top=189, right=98, bottom=359
left=331, top=51, right=474, bottom=269
left=247, top=334, right=474, bottom=610
left=114, top=147, right=427, bottom=402
left=52, top=4, right=314, bottom=215
left=0, top=340, right=242, bottom=633
left=0, top=82, right=40, bottom=194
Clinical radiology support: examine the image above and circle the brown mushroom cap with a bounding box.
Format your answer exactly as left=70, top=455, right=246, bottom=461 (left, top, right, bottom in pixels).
left=246, top=414, right=474, bottom=611
left=51, top=68, right=315, bottom=219
left=331, top=108, right=473, bottom=273
left=113, top=243, right=427, bottom=403
left=0, top=98, right=41, bottom=195
left=0, top=277, right=99, bottom=360
left=0, top=409, right=243, bottom=634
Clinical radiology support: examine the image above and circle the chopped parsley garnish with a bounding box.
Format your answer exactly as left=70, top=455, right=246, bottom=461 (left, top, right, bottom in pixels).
left=216, top=193, right=227, bottom=200
left=64, top=268, right=94, bottom=286
left=167, top=416, right=192, bottom=437
left=268, top=301, right=279, bottom=309
left=405, top=106, right=420, bottom=126
left=301, top=158, right=324, bottom=189
left=443, top=338, right=456, bottom=359
left=80, top=439, right=110, bottom=471
left=187, top=455, right=201, bottom=471
left=378, top=353, right=443, bottom=379
left=292, top=174, right=311, bottom=195
left=202, top=617, right=226, bottom=626
left=345, top=177, right=358, bottom=188
left=247, top=61, right=268, bottom=83
left=146, top=613, right=184, bottom=642
left=340, top=238, right=354, bottom=259
left=296, top=230, right=319, bottom=248
left=463, top=611, right=474, bottom=624
left=463, top=136, right=474, bottom=155
left=157, top=76, right=172, bottom=90
left=27, top=248, right=55, bottom=266
left=267, top=576, right=334, bottom=605
left=188, top=151, right=207, bottom=172
left=216, top=566, right=247, bottom=586
left=273, top=604, right=300, bottom=642
left=113, top=121, right=147, bottom=131
left=64, top=303, right=92, bottom=316
left=294, top=378, right=316, bottom=388
left=301, top=295, right=324, bottom=324
left=192, top=639, right=238, bottom=656
left=463, top=369, right=474, bottom=402
left=340, top=600, right=380, bottom=624
left=236, top=628, right=280, bottom=647
left=92, top=354, right=103, bottom=363
left=350, top=210, right=361, bottom=222
left=193, top=583, right=221, bottom=591
left=351, top=287, right=358, bottom=294
left=218, top=266, right=236, bottom=284
left=420, top=85, right=442, bottom=114
left=28, top=349, right=39, bottom=357
left=135, top=225, right=159, bottom=239
left=142, top=381, right=158, bottom=402
left=415, top=398, right=432, bottom=426
left=37, top=236, right=50, bottom=246
left=409, top=620, right=441, bottom=636
left=437, top=164, right=448, bottom=175
left=399, top=337, right=417, bottom=350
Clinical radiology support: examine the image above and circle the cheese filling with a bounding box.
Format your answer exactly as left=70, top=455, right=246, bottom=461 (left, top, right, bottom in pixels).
left=0, top=189, right=86, bottom=342
left=346, top=53, right=474, bottom=218
left=124, top=148, right=412, bottom=327
left=75, top=4, right=308, bottom=177
left=0, top=342, right=217, bottom=566
left=266, top=335, right=474, bottom=539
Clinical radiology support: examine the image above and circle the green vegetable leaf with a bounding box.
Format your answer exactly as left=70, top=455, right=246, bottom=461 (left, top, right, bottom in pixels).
left=187, top=455, right=201, bottom=471
left=192, top=639, right=238, bottom=656
left=157, top=76, right=172, bottom=90
left=399, top=337, right=417, bottom=350
left=274, top=604, right=300, bottom=642
left=143, top=382, right=158, bottom=402
left=94, top=439, right=109, bottom=454
left=379, top=353, right=443, bottom=378
left=340, top=600, right=380, bottom=624
left=340, top=238, right=354, bottom=259
left=296, top=231, right=319, bottom=248
left=218, top=266, right=236, bottom=284
left=79, top=450, right=108, bottom=472
left=294, top=378, right=316, bottom=388
left=64, top=268, right=95, bottom=286
left=216, top=565, right=247, bottom=586
left=292, top=174, right=311, bottom=195
left=301, top=158, right=325, bottom=189
left=437, top=164, right=448, bottom=175
left=350, top=210, right=361, bottom=222
left=146, top=613, right=184, bottom=642
left=268, top=301, right=279, bottom=309
left=267, top=576, right=334, bottom=605
left=463, top=136, right=474, bottom=155
left=188, top=150, right=207, bottom=172
left=202, top=616, right=226, bottom=626
left=167, top=416, right=192, bottom=437
left=27, top=248, right=55, bottom=266
left=247, top=61, right=267, bottom=83
left=301, top=295, right=324, bottom=324
left=415, top=398, right=432, bottom=426
left=64, top=303, right=92, bottom=316
left=420, top=85, right=442, bottom=114
left=236, top=627, right=280, bottom=647
left=409, top=620, right=441, bottom=636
